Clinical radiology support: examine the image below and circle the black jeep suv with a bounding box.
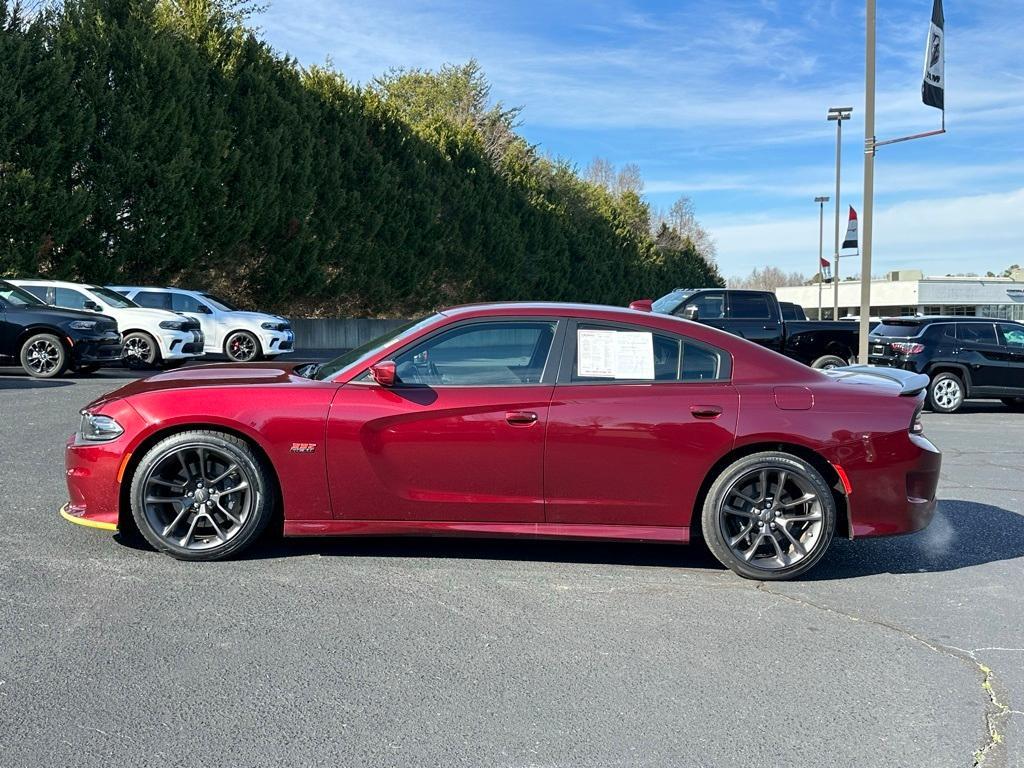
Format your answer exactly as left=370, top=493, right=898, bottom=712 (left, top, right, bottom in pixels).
left=869, top=316, right=1024, bottom=413
left=0, top=279, right=122, bottom=378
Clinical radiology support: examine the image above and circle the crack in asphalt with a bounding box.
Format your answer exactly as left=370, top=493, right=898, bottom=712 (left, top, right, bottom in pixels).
left=753, top=582, right=1010, bottom=767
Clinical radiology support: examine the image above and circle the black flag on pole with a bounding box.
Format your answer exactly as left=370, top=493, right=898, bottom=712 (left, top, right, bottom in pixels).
left=922, top=0, right=944, bottom=110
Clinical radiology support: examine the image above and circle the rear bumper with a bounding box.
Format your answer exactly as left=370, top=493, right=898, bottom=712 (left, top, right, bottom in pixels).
left=842, top=432, right=941, bottom=538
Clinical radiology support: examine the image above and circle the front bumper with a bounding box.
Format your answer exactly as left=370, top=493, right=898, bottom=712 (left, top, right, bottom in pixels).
left=70, top=332, right=123, bottom=364
left=260, top=328, right=295, bottom=354
left=160, top=328, right=205, bottom=360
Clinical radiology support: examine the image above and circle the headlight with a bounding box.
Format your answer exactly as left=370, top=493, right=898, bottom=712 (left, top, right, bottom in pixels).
left=67, top=320, right=97, bottom=331
left=78, top=411, right=124, bottom=442
left=159, top=320, right=188, bottom=330
left=261, top=321, right=285, bottom=331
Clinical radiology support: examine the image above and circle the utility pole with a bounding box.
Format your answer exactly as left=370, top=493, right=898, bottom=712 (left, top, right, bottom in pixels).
left=859, top=1, right=876, bottom=362
left=815, top=196, right=829, bottom=320
left=828, top=107, right=852, bottom=320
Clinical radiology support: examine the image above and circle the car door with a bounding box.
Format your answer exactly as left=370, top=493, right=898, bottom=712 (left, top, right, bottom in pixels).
left=0, top=296, right=15, bottom=356
left=957, top=322, right=1005, bottom=389
left=169, top=292, right=219, bottom=350
left=326, top=318, right=563, bottom=522
left=544, top=320, right=738, bottom=529
left=996, top=324, right=1024, bottom=392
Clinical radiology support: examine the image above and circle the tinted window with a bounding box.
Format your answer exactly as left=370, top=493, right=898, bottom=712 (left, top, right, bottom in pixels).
left=134, top=291, right=172, bottom=310
left=679, top=292, right=725, bottom=320
left=395, top=321, right=555, bottom=386
left=958, top=323, right=997, bottom=345
left=90, top=286, right=137, bottom=308
left=171, top=292, right=209, bottom=313
left=729, top=293, right=772, bottom=320
left=871, top=322, right=922, bottom=338
left=780, top=303, right=805, bottom=321
left=652, top=290, right=695, bottom=315
left=998, top=324, right=1024, bottom=348
left=20, top=285, right=49, bottom=302
left=0, top=281, right=46, bottom=306
left=53, top=287, right=90, bottom=310
left=572, top=326, right=727, bottom=382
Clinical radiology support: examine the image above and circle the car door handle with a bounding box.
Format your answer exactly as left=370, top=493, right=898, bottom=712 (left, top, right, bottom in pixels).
left=690, top=405, right=723, bottom=419
left=505, top=411, right=538, bottom=425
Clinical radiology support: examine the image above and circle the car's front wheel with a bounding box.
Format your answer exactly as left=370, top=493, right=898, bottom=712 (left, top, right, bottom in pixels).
left=122, top=331, right=160, bottom=369
left=129, top=430, right=275, bottom=560
left=701, top=452, right=836, bottom=580
left=20, top=333, right=68, bottom=378
left=224, top=330, right=261, bottom=362
left=927, top=372, right=965, bottom=413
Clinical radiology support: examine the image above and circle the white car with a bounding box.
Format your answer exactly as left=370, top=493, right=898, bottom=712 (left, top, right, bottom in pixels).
left=108, top=286, right=294, bottom=362
left=11, top=279, right=204, bottom=369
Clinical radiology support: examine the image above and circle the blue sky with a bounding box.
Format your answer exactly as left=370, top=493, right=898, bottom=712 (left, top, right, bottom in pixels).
left=255, top=0, right=1024, bottom=279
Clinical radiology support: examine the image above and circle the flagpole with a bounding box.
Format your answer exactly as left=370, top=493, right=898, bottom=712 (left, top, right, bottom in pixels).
left=815, top=195, right=828, bottom=320
left=858, top=0, right=876, bottom=363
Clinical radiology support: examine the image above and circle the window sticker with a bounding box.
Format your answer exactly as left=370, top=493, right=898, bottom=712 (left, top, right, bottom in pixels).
left=577, top=329, right=655, bottom=380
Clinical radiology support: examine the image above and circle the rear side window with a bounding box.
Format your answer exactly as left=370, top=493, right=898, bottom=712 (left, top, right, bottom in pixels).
left=53, top=287, right=89, bottom=310
left=20, top=285, right=49, bottom=302
left=572, top=325, right=728, bottom=382
left=871, top=323, right=922, bottom=338
left=958, top=323, right=997, bottom=345
left=998, top=324, right=1024, bottom=348
left=728, top=293, right=772, bottom=320
left=134, top=291, right=172, bottom=310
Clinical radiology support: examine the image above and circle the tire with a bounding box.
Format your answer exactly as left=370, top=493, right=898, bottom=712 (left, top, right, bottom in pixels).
left=20, top=333, right=68, bottom=379
left=927, top=371, right=965, bottom=413
left=74, top=364, right=101, bottom=375
left=701, top=452, right=836, bottom=581
left=129, top=430, right=274, bottom=561
left=122, top=331, right=160, bottom=369
left=811, top=354, right=848, bottom=370
left=1001, top=397, right=1024, bottom=410
left=224, top=330, right=261, bottom=363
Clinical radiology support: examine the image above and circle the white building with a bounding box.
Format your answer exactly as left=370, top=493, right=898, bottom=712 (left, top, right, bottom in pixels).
left=776, top=269, right=1024, bottom=321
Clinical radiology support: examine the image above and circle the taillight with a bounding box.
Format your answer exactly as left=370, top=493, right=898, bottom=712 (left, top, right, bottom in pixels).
left=891, top=342, right=924, bottom=355
left=911, top=406, right=924, bottom=435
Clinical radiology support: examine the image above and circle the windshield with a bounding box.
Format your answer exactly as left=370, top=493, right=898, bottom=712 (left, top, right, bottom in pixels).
left=871, top=322, right=922, bottom=338
left=200, top=293, right=240, bottom=312
left=0, top=280, right=46, bottom=307
left=314, top=315, right=439, bottom=381
left=651, top=290, right=696, bottom=315
left=89, top=285, right=138, bottom=308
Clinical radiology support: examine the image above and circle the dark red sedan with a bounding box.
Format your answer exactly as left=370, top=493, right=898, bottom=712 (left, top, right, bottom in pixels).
left=62, top=302, right=940, bottom=579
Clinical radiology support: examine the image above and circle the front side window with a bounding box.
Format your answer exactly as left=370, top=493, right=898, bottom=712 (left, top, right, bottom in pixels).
left=998, top=324, right=1024, bottom=348
left=958, top=323, right=997, bottom=345
left=393, top=321, right=556, bottom=386
left=53, top=287, right=90, bottom=310
left=679, top=292, right=725, bottom=320
left=171, top=292, right=209, bottom=314
left=134, top=291, right=172, bottom=311
left=728, top=293, right=772, bottom=320
left=571, top=325, right=728, bottom=382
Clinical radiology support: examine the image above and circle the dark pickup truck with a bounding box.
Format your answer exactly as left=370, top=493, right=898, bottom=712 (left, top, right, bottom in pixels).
left=632, top=288, right=860, bottom=369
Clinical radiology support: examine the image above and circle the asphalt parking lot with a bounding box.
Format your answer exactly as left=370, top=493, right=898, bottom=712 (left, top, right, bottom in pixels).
left=1, top=366, right=1022, bottom=767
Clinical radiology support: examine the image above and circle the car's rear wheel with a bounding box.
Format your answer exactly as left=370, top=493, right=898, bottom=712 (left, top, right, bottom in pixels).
left=20, top=333, right=68, bottom=378
left=225, top=330, right=261, bottom=362
left=701, top=452, right=836, bottom=580
left=928, top=372, right=964, bottom=413
left=811, top=354, right=848, bottom=370
left=122, top=331, right=160, bottom=369
left=130, top=430, right=274, bottom=561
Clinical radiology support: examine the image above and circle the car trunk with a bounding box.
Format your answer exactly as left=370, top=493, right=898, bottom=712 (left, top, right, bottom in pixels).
left=868, top=321, right=924, bottom=366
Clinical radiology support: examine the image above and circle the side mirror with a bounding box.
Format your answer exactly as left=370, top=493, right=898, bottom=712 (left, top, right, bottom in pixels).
left=84, top=300, right=101, bottom=312
left=629, top=299, right=653, bottom=312
left=370, top=361, right=397, bottom=387
left=683, top=306, right=699, bottom=321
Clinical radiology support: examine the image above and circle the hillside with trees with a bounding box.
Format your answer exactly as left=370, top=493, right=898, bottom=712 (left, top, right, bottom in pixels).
left=0, top=0, right=721, bottom=317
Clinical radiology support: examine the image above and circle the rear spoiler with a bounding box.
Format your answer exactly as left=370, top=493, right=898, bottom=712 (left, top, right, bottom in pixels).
left=824, top=365, right=930, bottom=396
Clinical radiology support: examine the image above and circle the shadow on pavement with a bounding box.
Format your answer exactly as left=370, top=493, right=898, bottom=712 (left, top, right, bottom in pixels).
left=0, top=376, right=75, bottom=389
left=113, top=499, right=1023, bottom=579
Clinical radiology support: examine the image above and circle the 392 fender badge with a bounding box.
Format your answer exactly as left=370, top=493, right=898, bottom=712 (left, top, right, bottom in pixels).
left=290, top=443, right=317, bottom=454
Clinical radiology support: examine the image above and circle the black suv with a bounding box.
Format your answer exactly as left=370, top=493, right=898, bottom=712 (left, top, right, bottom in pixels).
left=869, top=316, right=1024, bottom=413
left=0, top=279, right=123, bottom=378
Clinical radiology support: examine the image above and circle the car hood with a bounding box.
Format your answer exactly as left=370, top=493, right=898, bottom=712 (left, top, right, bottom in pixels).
left=116, top=307, right=198, bottom=326
left=87, top=363, right=308, bottom=410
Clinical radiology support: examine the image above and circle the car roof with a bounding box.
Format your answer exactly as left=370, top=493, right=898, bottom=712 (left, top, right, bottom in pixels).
left=11, top=278, right=102, bottom=290
left=438, top=301, right=666, bottom=321
left=880, top=316, right=1019, bottom=324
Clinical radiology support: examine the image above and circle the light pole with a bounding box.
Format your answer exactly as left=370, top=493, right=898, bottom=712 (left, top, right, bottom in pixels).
left=815, top=195, right=829, bottom=320
left=827, top=106, right=852, bottom=320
